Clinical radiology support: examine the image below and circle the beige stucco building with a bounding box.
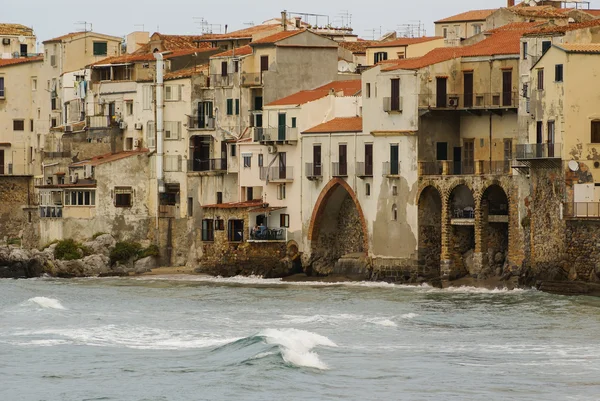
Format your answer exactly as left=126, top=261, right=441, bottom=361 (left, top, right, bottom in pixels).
left=0, top=24, right=36, bottom=58
left=365, top=37, right=445, bottom=66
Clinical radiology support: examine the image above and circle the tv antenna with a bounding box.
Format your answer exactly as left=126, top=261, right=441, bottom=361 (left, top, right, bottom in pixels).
left=75, top=21, right=92, bottom=32
left=193, top=17, right=222, bottom=34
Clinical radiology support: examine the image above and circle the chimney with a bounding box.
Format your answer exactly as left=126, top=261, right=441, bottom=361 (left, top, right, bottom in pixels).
left=507, top=0, right=515, bottom=6
left=281, top=11, right=287, bottom=31
left=225, top=24, right=228, bottom=34
left=295, top=17, right=302, bottom=29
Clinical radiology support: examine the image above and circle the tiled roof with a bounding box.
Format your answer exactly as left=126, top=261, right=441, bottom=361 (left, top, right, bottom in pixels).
left=0, top=23, right=34, bottom=36
left=0, top=56, right=43, bottom=68
left=91, top=47, right=214, bottom=66
left=199, top=24, right=281, bottom=41
left=70, top=150, right=148, bottom=167
left=303, top=117, right=363, bottom=134
left=368, top=36, right=444, bottom=49
left=508, top=5, right=570, bottom=18
left=435, top=9, right=497, bottom=23
left=338, top=40, right=378, bottom=54
left=202, top=199, right=265, bottom=209
left=250, top=30, right=305, bottom=45
left=524, top=18, right=600, bottom=36
left=557, top=43, right=600, bottom=54
left=43, top=31, right=122, bottom=43
left=164, top=64, right=209, bottom=80
left=383, top=22, right=541, bottom=71
left=583, top=9, right=600, bottom=16
left=150, top=34, right=214, bottom=51
left=211, top=45, right=253, bottom=58
left=267, top=80, right=362, bottom=106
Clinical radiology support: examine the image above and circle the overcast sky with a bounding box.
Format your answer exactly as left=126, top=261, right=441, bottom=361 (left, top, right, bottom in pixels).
left=3, top=0, right=599, bottom=46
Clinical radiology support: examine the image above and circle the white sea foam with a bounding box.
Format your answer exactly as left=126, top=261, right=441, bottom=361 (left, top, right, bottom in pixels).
left=432, top=286, right=528, bottom=294
left=368, top=318, right=398, bottom=327
left=26, top=297, right=66, bottom=310
left=259, top=328, right=337, bottom=370
left=401, top=313, right=419, bottom=319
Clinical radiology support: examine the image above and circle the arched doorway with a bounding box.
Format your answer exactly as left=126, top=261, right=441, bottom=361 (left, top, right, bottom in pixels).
left=448, top=184, right=475, bottom=278
left=308, top=179, right=368, bottom=275
left=418, top=186, right=442, bottom=277
left=481, top=184, right=509, bottom=275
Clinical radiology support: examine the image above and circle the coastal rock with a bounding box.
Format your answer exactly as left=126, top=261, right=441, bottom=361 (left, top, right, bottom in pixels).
left=463, top=250, right=474, bottom=276
left=494, top=252, right=505, bottom=264
left=82, top=254, right=111, bottom=276
left=8, top=248, right=32, bottom=263
left=83, top=234, right=116, bottom=257
left=134, top=256, right=157, bottom=274
left=56, top=259, right=85, bottom=277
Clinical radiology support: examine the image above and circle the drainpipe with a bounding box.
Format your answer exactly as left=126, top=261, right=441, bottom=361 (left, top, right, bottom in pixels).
left=154, top=52, right=165, bottom=230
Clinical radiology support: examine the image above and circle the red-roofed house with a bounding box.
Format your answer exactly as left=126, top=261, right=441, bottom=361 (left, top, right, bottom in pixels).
left=365, top=37, right=445, bottom=66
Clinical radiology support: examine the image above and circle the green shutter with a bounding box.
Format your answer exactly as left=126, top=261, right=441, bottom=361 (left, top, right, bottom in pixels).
left=227, top=99, right=233, bottom=115
left=235, top=99, right=240, bottom=115
left=93, top=42, right=108, bottom=56
left=291, top=117, right=296, bottom=128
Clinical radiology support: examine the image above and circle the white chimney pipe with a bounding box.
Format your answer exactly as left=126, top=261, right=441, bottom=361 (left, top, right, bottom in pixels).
left=153, top=52, right=165, bottom=193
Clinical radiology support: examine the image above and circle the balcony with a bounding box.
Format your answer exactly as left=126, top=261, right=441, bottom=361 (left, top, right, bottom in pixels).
left=39, top=206, right=63, bottom=218
left=188, top=116, right=215, bottom=130
left=420, top=161, right=443, bottom=176
left=188, top=158, right=227, bottom=173
left=418, top=92, right=518, bottom=110
left=332, top=162, right=348, bottom=177
left=248, top=227, right=288, bottom=242
left=383, top=97, right=403, bottom=113
left=515, top=143, right=562, bottom=160
left=241, top=72, right=263, bottom=87
left=419, top=160, right=512, bottom=176
left=382, top=161, right=401, bottom=177
left=211, top=73, right=234, bottom=87
left=356, top=162, right=373, bottom=178
left=254, top=127, right=298, bottom=143
left=305, top=163, right=322, bottom=181
left=87, top=115, right=111, bottom=129
left=564, top=202, right=600, bottom=219
left=260, top=166, right=294, bottom=182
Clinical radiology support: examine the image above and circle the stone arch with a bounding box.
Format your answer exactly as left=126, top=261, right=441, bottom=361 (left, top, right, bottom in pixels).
left=480, top=184, right=510, bottom=276
left=447, top=184, right=476, bottom=278
left=418, top=185, right=443, bottom=277
left=308, top=178, right=369, bottom=272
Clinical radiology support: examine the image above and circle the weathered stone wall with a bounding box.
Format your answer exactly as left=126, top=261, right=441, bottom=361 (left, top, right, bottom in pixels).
left=148, top=218, right=191, bottom=267
left=0, top=176, right=39, bottom=247
left=451, top=226, right=475, bottom=277
left=565, top=220, right=600, bottom=282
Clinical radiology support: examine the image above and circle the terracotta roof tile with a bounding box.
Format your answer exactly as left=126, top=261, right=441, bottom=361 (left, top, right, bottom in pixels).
left=368, top=36, right=444, bottom=49
left=338, top=40, right=378, bottom=54
left=508, top=5, right=570, bottom=19
left=0, top=56, right=43, bottom=68
left=151, top=34, right=214, bottom=51
left=211, top=45, right=253, bottom=58
left=0, top=23, right=34, bottom=36
left=250, top=30, right=305, bottom=45
left=202, top=199, right=265, bottom=209
left=199, top=24, right=281, bottom=41
left=43, top=31, right=122, bottom=43
left=303, top=117, right=363, bottom=134
left=267, top=80, right=362, bottom=106
left=435, top=9, right=497, bottom=23
left=164, top=64, right=209, bottom=80
left=70, top=150, right=148, bottom=167
left=557, top=43, right=600, bottom=53
left=91, top=47, right=214, bottom=66
left=524, top=18, right=600, bottom=36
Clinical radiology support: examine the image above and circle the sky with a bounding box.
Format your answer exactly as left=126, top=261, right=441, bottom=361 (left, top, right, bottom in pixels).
left=3, top=0, right=599, bottom=46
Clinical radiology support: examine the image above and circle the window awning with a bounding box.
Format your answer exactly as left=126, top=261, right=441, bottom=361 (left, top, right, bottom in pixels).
left=248, top=206, right=287, bottom=213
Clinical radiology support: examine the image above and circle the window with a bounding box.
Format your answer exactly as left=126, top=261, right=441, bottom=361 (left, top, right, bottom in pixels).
left=50, top=55, right=56, bottom=67
left=364, top=143, right=373, bottom=176
left=390, top=78, right=400, bottom=111
left=542, top=40, right=551, bottom=55
left=366, top=183, right=371, bottom=196
left=65, top=190, right=96, bottom=206
left=397, top=52, right=405, bottom=59
left=374, top=52, right=388, bottom=64
left=473, top=24, right=482, bottom=35
left=226, top=99, right=233, bottom=115
left=221, top=61, right=228, bottom=77
left=93, top=41, right=108, bottom=56
left=522, top=83, right=529, bottom=98
left=258, top=153, right=263, bottom=167
left=555, top=64, right=563, bottom=82
left=164, top=121, right=181, bottom=140
left=548, top=121, right=555, bottom=144
left=390, top=144, right=399, bottom=175
left=32, top=78, right=37, bottom=91
left=30, top=119, right=34, bottom=132
left=164, top=155, right=182, bottom=171
left=366, top=83, right=371, bottom=98
left=216, top=192, right=223, bottom=204
left=0, top=77, right=4, bottom=98
left=51, top=118, right=57, bottom=128
left=165, top=85, right=182, bottom=101
left=443, top=27, right=448, bottom=38
left=280, top=214, right=290, bottom=228
left=246, top=187, right=253, bottom=201
left=454, top=25, right=461, bottom=37
left=202, top=219, right=214, bottom=241
left=126, top=101, right=133, bottom=116
left=260, top=55, right=269, bottom=72
left=234, top=60, right=239, bottom=72
left=13, top=120, right=24, bottom=131
left=523, top=41, right=528, bottom=60
left=291, top=117, right=296, bottom=128
left=235, top=99, right=240, bottom=115
left=537, top=69, right=544, bottom=90
left=277, top=183, right=286, bottom=200
left=188, top=197, right=193, bottom=217
left=230, top=144, right=236, bottom=157
left=142, top=85, right=152, bottom=110
left=592, top=121, right=600, bottom=143
left=243, top=154, right=252, bottom=168
left=227, top=219, right=244, bottom=242
left=146, top=121, right=156, bottom=148
left=392, top=204, right=398, bottom=221
left=114, top=187, right=133, bottom=207
left=392, top=185, right=398, bottom=196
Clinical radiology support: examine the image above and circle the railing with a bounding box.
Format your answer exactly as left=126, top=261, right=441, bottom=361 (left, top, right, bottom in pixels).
left=332, top=162, right=348, bottom=177
left=44, top=151, right=72, bottom=158
left=87, top=115, right=111, bottom=128
left=249, top=227, right=287, bottom=241
left=188, top=116, right=215, bottom=130
left=420, top=161, right=443, bottom=176
left=260, top=166, right=294, bottom=181
left=383, top=96, right=403, bottom=112
left=39, top=206, right=63, bottom=218
left=210, top=74, right=234, bottom=87
left=188, top=158, right=227, bottom=172
left=356, top=162, right=373, bottom=177
left=382, top=161, right=401, bottom=176
left=418, top=92, right=518, bottom=109
left=241, top=72, right=262, bottom=87
left=420, top=160, right=511, bottom=176
left=481, top=160, right=512, bottom=175
left=253, top=127, right=298, bottom=142
left=448, top=161, right=475, bottom=175
left=0, top=163, right=28, bottom=175
left=305, top=162, right=322, bottom=179
left=564, top=202, right=600, bottom=218
left=515, top=143, right=562, bottom=160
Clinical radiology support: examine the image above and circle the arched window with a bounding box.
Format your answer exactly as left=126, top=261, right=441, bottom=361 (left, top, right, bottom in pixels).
left=392, top=204, right=398, bottom=221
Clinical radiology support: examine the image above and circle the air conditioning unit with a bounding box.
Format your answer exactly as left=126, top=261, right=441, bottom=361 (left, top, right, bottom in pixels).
left=64, top=125, right=73, bottom=133
left=133, top=139, right=141, bottom=148
left=2, top=38, right=10, bottom=45
left=70, top=174, right=78, bottom=184
left=448, top=97, right=460, bottom=107
left=267, top=145, right=278, bottom=154
left=134, top=122, right=143, bottom=130
left=119, top=121, right=128, bottom=130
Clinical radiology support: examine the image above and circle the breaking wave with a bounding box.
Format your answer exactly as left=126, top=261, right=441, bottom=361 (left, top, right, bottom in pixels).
left=25, top=297, right=66, bottom=310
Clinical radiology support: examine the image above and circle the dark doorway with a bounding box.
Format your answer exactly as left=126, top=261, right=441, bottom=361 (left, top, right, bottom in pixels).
left=390, top=144, right=399, bottom=175
left=437, top=142, right=448, bottom=161
left=20, top=44, right=27, bottom=57
left=260, top=56, right=269, bottom=72
left=502, top=70, right=512, bottom=106
left=536, top=121, right=543, bottom=157
left=453, top=146, right=462, bottom=175
left=278, top=113, right=286, bottom=141
left=365, top=143, right=373, bottom=176
left=313, top=145, right=322, bottom=176
left=436, top=77, right=447, bottom=108
left=0, top=149, right=4, bottom=175
left=191, top=136, right=211, bottom=171
left=391, top=78, right=400, bottom=111
left=339, top=144, right=348, bottom=176
left=228, top=220, right=244, bottom=242
left=463, top=140, right=474, bottom=174
left=464, top=72, right=473, bottom=108
left=279, top=152, right=286, bottom=180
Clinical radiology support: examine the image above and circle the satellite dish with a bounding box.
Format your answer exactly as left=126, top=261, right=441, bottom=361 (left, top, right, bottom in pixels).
left=18, top=36, right=25, bottom=43
left=568, top=160, right=579, bottom=172
left=338, top=60, right=350, bottom=72
left=348, top=62, right=357, bottom=73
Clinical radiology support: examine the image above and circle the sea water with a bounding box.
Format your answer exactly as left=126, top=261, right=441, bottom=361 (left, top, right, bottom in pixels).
left=1, top=276, right=600, bottom=401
